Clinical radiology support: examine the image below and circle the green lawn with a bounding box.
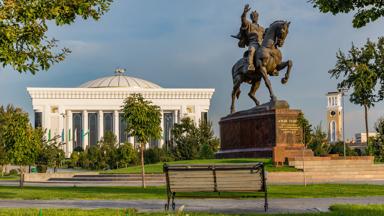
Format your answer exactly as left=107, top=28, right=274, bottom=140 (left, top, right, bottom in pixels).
left=103, top=158, right=297, bottom=174
left=0, top=175, right=19, bottom=181
left=0, top=205, right=384, bottom=216
left=1, top=184, right=384, bottom=200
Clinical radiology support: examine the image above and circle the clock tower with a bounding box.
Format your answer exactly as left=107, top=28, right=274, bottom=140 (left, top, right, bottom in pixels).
left=326, top=92, right=343, bottom=143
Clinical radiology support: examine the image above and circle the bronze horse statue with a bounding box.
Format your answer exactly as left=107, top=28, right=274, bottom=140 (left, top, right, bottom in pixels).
left=230, top=20, right=292, bottom=114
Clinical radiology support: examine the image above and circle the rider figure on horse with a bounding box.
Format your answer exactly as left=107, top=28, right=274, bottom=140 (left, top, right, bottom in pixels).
left=233, top=4, right=264, bottom=72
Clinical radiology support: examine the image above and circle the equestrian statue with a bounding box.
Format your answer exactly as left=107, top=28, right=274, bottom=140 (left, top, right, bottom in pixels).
left=230, top=4, right=292, bottom=114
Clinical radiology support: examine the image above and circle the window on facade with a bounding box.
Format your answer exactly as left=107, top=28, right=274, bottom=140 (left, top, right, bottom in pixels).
left=150, top=139, right=159, bottom=148
left=88, top=113, right=98, bottom=146
left=34, top=112, right=42, bottom=128
left=328, top=98, right=331, bottom=107
left=331, top=121, right=336, bottom=142
left=72, top=113, right=83, bottom=150
left=163, top=112, right=174, bottom=150
left=104, top=112, right=114, bottom=134
left=201, top=112, right=208, bottom=124
left=119, top=113, right=128, bottom=144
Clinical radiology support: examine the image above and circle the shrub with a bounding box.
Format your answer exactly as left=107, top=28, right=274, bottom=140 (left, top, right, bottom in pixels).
left=329, top=141, right=357, bottom=156
left=199, top=144, right=215, bottom=159
left=36, top=165, right=47, bottom=173
left=117, top=142, right=137, bottom=168
left=144, top=148, right=169, bottom=164
left=8, top=169, right=18, bottom=176
left=172, top=118, right=219, bottom=160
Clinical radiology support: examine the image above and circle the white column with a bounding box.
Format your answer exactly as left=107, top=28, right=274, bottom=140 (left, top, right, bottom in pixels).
left=114, top=110, right=119, bottom=144
left=159, top=110, right=164, bottom=148
left=173, top=110, right=178, bottom=124
left=128, top=136, right=134, bottom=145
left=83, top=110, right=89, bottom=150
left=98, top=110, right=104, bottom=141
left=66, top=110, right=73, bottom=157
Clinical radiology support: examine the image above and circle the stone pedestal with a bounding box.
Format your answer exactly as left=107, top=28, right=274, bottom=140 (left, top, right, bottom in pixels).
left=216, top=100, right=313, bottom=163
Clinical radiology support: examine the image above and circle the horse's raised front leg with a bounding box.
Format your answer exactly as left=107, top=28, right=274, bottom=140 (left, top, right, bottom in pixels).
left=248, top=79, right=261, bottom=106
left=260, top=66, right=276, bottom=101
left=231, top=84, right=241, bottom=114
left=276, top=60, right=292, bottom=84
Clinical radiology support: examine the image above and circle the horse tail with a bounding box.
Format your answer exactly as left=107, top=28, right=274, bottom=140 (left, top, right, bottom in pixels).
left=232, top=58, right=245, bottom=85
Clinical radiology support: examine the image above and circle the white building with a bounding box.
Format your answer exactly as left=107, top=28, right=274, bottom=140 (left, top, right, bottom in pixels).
left=355, top=132, right=378, bottom=145
left=27, top=69, right=215, bottom=157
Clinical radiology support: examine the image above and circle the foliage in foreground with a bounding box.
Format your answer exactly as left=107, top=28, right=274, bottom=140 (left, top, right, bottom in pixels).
left=310, top=0, right=384, bottom=28
left=0, top=0, right=112, bottom=74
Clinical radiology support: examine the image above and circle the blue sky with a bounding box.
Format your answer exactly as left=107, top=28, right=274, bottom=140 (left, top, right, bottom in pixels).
left=1, top=0, right=384, bottom=139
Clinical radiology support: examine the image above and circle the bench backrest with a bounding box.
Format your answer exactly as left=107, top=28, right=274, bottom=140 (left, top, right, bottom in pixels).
left=163, top=163, right=266, bottom=193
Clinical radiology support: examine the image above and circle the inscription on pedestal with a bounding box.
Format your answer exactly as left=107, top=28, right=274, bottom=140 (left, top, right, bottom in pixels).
left=276, top=117, right=302, bottom=146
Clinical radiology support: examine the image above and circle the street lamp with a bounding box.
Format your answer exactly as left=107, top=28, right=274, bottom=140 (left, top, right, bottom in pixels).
left=338, top=87, right=348, bottom=159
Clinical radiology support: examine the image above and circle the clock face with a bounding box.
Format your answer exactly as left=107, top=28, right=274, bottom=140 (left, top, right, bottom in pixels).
left=330, top=111, right=336, bottom=116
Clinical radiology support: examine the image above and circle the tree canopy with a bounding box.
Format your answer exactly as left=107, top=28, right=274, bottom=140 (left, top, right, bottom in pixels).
left=329, top=37, right=384, bottom=146
left=121, top=93, right=162, bottom=188
left=0, top=0, right=112, bottom=74
left=310, top=0, right=384, bottom=28
left=121, top=94, right=162, bottom=145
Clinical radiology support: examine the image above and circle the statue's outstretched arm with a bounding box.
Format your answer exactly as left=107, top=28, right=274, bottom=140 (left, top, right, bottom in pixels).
left=242, top=4, right=251, bottom=27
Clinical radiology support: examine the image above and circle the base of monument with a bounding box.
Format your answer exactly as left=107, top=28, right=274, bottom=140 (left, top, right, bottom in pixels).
left=219, top=100, right=314, bottom=163
left=216, top=147, right=273, bottom=158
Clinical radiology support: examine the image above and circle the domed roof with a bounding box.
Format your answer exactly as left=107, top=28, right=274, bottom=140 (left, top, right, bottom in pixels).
left=79, top=69, right=162, bottom=89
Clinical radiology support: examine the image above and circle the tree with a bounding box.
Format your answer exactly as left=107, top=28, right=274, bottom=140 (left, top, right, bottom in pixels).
left=329, top=141, right=357, bottom=156
left=0, top=0, right=112, bottom=74
left=0, top=105, right=42, bottom=187
left=172, top=118, right=220, bottom=160
left=368, top=117, right=384, bottom=162
left=310, top=0, right=384, bottom=28
left=121, top=94, right=162, bottom=188
left=297, top=112, right=313, bottom=146
left=308, top=124, right=330, bottom=156
left=36, top=134, right=65, bottom=173
left=329, top=38, right=384, bottom=149
left=0, top=143, right=7, bottom=176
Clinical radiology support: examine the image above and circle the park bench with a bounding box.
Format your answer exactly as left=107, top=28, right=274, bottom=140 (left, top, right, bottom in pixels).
left=163, top=163, right=268, bottom=212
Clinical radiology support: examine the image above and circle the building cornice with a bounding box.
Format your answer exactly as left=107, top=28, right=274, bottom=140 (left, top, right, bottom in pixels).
left=26, top=88, right=215, bottom=100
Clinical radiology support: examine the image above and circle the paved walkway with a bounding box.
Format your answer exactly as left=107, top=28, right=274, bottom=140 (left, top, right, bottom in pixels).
left=0, top=197, right=383, bottom=214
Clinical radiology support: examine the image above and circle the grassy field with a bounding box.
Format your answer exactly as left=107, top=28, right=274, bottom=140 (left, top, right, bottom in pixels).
left=103, top=158, right=297, bottom=174
left=0, top=175, right=18, bottom=181
left=1, top=184, right=384, bottom=200
left=0, top=205, right=384, bottom=216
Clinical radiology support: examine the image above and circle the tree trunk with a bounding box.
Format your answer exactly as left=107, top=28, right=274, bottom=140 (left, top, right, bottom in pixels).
left=0, top=165, right=3, bottom=177
left=140, top=143, right=146, bottom=188
left=364, top=105, right=369, bottom=149
left=19, top=166, right=24, bottom=188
